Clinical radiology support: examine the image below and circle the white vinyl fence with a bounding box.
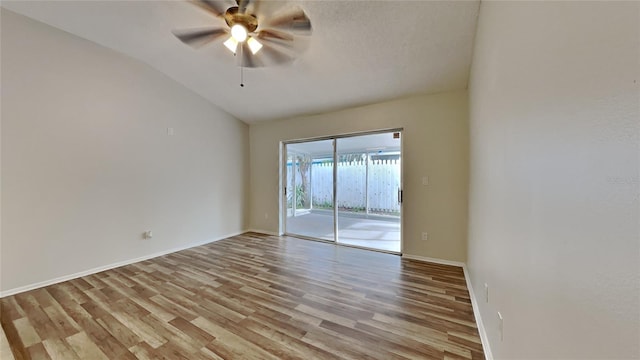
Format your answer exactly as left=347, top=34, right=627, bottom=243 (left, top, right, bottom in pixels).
left=310, top=159, right=401, bottom=214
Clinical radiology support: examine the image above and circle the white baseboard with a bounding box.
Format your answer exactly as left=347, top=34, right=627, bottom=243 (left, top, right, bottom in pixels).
left=401, top=253, right=492, bottom=360
left=463, top=265, right=493, bottom=360
left=401, top=253, right=465, bottom=268
left=245, top=229, right=281, bottom=236
left=0, top=230, right=245, bottom=298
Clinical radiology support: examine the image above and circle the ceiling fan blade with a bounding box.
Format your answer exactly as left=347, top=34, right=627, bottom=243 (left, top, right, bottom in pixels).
left=266, top=7, right=312, bottom=34
left=258, top=44, right=295, bottom=66
left=236, top=43, right=293, bottom=68
left=189, top=0, right=230, bottom=17
left=173, top=28, right=229, bottom=48
left=257, top=27, right=312, bottom=57
left=257, top=29, right=294, bottom=43
left=257, top=37, right=295, bottom=53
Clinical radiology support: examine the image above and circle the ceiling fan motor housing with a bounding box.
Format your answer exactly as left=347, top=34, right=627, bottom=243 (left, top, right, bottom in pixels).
left=224, top=7, right=258, bottom=33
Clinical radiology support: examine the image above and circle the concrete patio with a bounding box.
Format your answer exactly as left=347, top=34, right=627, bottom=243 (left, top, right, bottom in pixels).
left=285, top=211, right=401, bottom=252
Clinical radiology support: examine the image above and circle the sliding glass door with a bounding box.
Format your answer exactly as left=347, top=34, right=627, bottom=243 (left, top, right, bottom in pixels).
left=283, top=130, right=402, bottom=253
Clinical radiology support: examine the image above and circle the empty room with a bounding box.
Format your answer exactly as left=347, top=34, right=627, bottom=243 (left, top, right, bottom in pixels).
left=1, top=1, right=638, bottom=359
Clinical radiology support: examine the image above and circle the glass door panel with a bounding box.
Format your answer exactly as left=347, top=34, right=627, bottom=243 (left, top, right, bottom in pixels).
left=286, top=152, right=295, bottom=218
left=336, top=133, right=401, bottom=252
left=285, top=140, right=335, bottom=242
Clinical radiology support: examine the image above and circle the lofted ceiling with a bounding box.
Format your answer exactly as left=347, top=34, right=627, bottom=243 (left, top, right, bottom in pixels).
left=1, top=0, right=480, bottom=123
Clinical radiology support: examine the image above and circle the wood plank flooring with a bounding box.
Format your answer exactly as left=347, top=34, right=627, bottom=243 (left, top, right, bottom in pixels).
left=1, top=232, right=485, bottom=359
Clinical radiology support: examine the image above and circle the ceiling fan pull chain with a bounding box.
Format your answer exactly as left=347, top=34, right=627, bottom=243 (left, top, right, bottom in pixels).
left=240, top=44, right=245, bottom=87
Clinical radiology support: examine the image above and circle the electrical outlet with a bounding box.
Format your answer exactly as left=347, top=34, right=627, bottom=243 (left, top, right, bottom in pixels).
left=143, top=230, right=153, bottom=240
left=484, top=283, right=489, bottom=303
left=167, top=127, right=174, bottom=136
left=498, top=312, right=503, bottom=341
left=422, top=176, right=429, bottom=186
left=421, top=232, right=428, bottom=241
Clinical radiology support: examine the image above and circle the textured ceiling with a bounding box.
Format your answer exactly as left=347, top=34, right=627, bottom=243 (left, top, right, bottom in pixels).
left=1, top=0, right=479, bottom=123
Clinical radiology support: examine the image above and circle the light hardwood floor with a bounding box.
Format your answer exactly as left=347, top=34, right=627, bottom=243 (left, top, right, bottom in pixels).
left=1, top=232, right=484, bottom=359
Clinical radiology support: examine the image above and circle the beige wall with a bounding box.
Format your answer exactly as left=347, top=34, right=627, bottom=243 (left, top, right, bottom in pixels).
left=249, top=91, right=469, bottom=262
left=467, top=1, right=639, bottom=358
left=1, top=10, right=249, bottom=294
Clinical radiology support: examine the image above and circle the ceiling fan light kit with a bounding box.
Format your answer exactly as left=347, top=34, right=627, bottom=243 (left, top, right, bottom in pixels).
left=230, top=24, right=248, bottom=42
left=247, top=37, right=263, bottom=54
left=223, top=37, right=239, bottom=53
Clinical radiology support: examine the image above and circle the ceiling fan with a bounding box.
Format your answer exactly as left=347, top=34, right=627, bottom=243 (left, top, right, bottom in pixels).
left=173, top=0, right=312, bottom=68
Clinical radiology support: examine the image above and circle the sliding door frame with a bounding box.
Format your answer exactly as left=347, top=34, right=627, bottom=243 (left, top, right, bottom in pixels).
left=280, top=128, right=404, bottom=254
